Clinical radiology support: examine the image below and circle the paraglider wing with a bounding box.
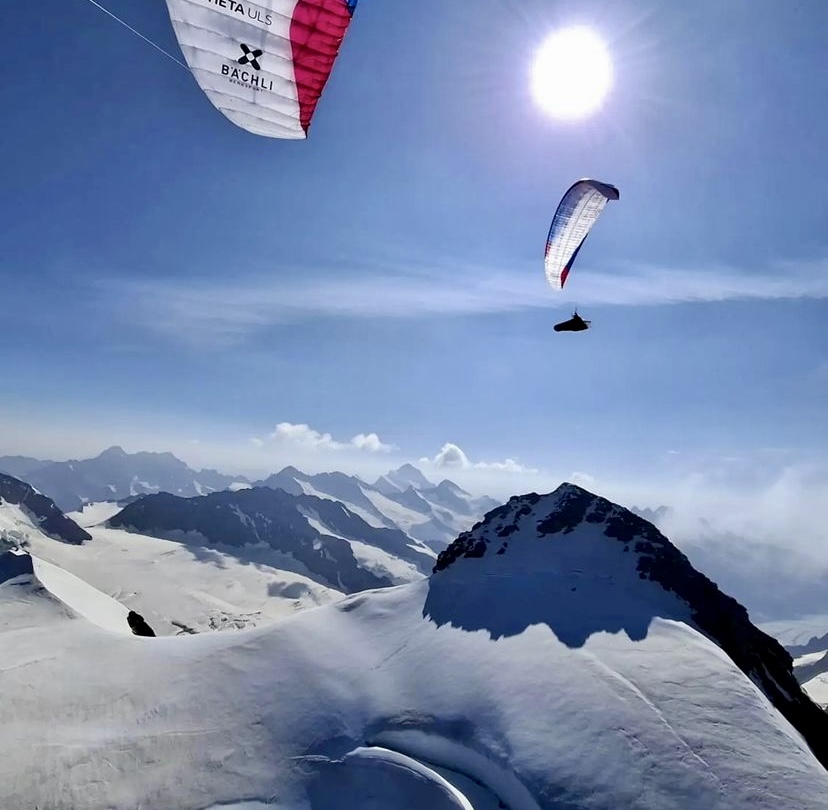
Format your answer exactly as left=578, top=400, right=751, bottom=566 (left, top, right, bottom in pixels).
left=544, top=179, right=619, bottom=289
left=164, top=0, right=358, bottom=138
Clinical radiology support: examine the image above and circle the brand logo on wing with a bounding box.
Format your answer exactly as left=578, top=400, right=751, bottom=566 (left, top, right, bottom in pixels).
left=237, top=43, right=262, bottom=70
left=222, top=43, right=273, bottom=91
left=202, top=0, right=273, bottom=27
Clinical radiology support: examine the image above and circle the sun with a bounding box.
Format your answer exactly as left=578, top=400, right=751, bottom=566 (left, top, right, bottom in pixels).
left=531, top=26, right=613, bottom=120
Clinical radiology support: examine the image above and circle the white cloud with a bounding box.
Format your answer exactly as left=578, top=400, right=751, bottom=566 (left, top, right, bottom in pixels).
left=477, top=458, right=534, bottom=473
left=98, top=254, right=828, bottom=347
left=431, top=443, right=469, bottom=468
left=351, top=433, right=391, bottom=452
left=255, top=422, right=395, bottom=454
left=423, top=442, right=538, bottom=475
left=593, top=459, right=828, bottom=566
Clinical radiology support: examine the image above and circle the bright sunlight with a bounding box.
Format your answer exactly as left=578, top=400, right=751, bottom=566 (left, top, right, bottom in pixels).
left=531, top=26, right=613, bottom=120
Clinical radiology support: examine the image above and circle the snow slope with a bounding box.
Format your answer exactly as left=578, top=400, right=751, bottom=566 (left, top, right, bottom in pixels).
left=791, top=649, right=828, bottom=708
left=69, top=500, right=125, bottom=527
left=802, top=672, right=828, bottom=708
left=2, top=483, right=828, bottom=809
left=30, top=555, right=130, bottom=634
left=28, top=523, right=342, bottom=635
left=5, top=496, right=342, bottom=635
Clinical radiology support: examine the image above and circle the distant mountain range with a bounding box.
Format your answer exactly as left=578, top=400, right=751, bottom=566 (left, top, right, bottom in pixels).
left=255, top=462, right=498, bottom=550
left=0, top=447, right=498, bottom=550
left=0, top=448, right=499, bottom=631
left=0, top=446, right=245, bottom=514
left=109, top=486, right=436, bottom=593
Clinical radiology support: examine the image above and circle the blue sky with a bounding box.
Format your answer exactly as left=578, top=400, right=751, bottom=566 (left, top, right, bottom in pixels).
left=1, top=0, right=827, bottom=511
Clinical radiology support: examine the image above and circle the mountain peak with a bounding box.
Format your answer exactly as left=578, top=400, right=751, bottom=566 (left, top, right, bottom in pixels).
left=431, top=482, right=828, bottom=768
left=434, top=478, right=471, bottom=497
left=433, top=482, right=644, bottom=575
left=275, top=465, right=307, bottom=481
left=98, top=445, right=127, bottom=458
left=385, top=463, right=433, bottom=491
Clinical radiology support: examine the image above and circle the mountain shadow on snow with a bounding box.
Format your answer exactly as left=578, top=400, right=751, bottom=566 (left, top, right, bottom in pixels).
left=426, top=482, right=828, bottom=771
left=0, top=473, right=91, bottom=545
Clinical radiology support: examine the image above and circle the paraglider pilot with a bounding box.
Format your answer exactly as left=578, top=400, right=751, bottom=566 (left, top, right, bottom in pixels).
left=553, top=312, right=590, bottom=332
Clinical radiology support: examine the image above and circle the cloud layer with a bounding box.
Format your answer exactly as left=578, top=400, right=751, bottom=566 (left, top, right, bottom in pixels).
left=99, top=255, right=828, bottom=346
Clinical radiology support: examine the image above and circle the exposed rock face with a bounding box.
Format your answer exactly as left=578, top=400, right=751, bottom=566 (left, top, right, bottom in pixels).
left=0, top=473, right=91, bottom=545
left=127, top=610, right=156, bottom=638
left=434, top=482, right=828, bottom=770
left=0, top=549, right=35, bottom=585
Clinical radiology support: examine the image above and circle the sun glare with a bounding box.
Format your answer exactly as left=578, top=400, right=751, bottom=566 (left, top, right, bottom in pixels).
left=531, top=26, right=613, bottom=120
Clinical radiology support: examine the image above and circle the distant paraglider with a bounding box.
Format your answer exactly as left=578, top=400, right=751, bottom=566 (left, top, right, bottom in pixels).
left=163, top=0, right=359, bottom=138
left=544, top=178, right=619, bottom=332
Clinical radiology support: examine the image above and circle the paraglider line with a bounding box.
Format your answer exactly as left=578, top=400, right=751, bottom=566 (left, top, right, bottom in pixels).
left=81, top=0, right=190, bottom=71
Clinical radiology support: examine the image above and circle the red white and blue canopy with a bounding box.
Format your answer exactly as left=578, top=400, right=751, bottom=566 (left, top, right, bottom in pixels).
left=165, top=0, right=358, bottom=138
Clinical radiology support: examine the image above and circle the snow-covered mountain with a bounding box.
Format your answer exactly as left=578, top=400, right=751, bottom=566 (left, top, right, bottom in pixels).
left=6, top=446, right=249, bottom=512
left=3, top=447, right=497, bottom=550
left=0, top=472, right=90, bottom=546
left=803, top=674, right=828, bottom=710
left=261, top=463, right=499, bottom=549
left=789, top=630, right=828, bottom=658
left=3, top=481, right=828, bottom=809
left=435, top=483, right=828, bottom=767
left=782, top=633, right=828, bottom=710
left=374, top=462, right=434, bottom=493
left=109, top=486, right=435, bottom=594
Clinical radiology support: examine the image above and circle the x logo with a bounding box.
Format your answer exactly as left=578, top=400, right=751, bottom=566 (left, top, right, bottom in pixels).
left=238, top=43, right=263, bottom=71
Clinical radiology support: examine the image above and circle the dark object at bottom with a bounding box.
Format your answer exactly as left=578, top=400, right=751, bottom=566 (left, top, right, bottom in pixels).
left=127, top=610, right=156, bottom=637
left=554, top=312, right=591, bottom=332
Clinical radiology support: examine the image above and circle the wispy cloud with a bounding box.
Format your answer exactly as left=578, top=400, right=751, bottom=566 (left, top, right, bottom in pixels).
left=98, top=254, right=828, bottom=346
